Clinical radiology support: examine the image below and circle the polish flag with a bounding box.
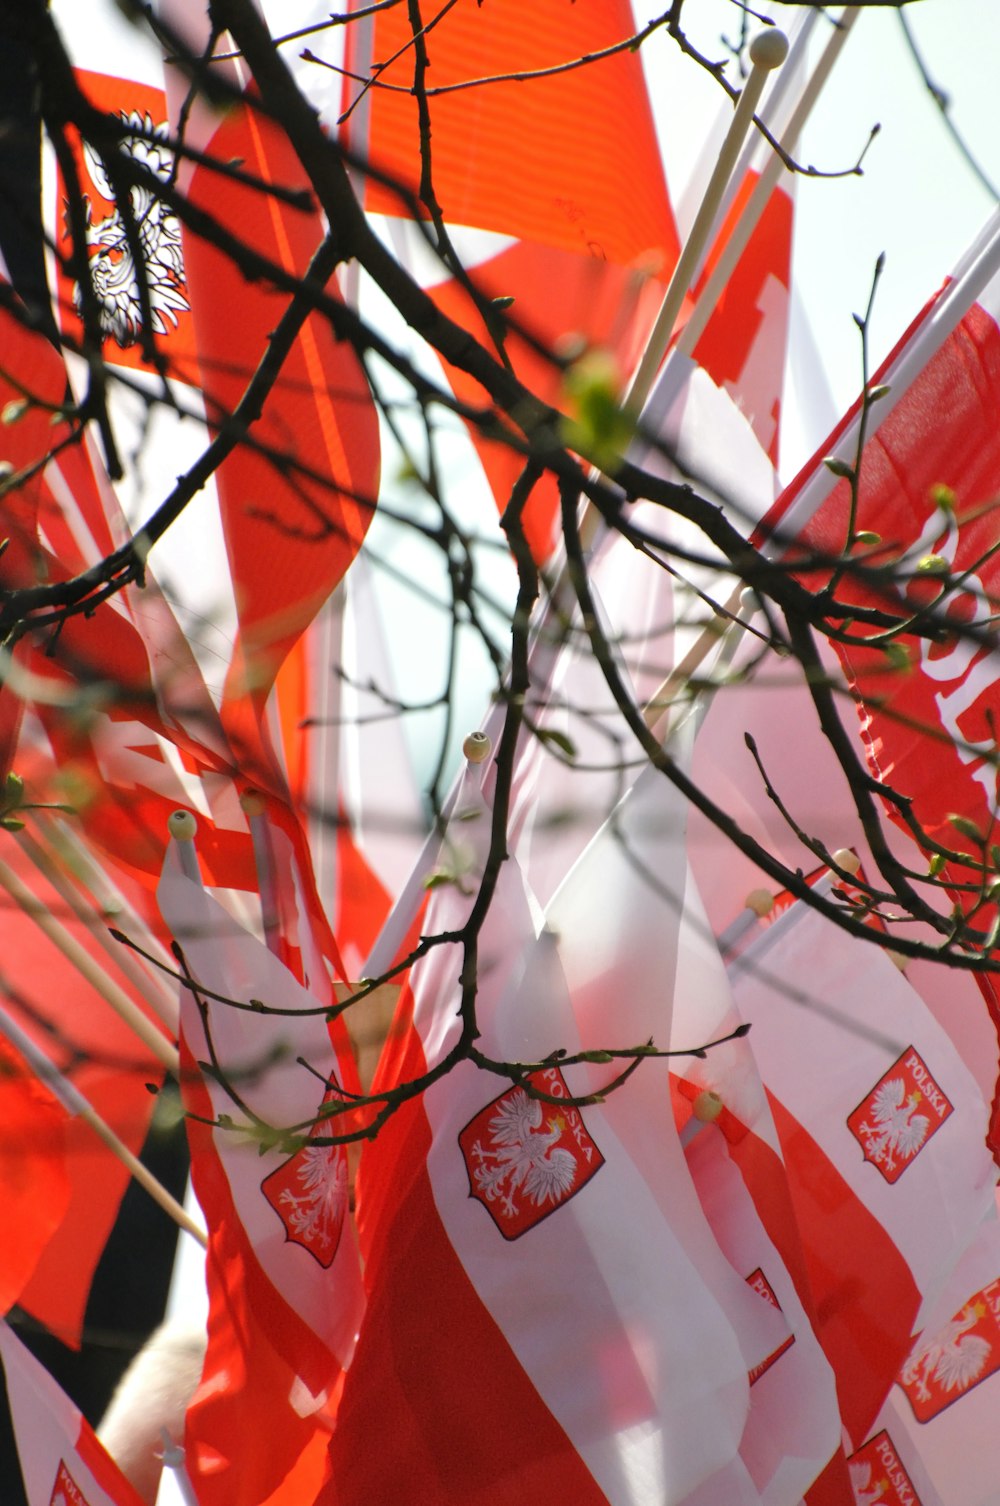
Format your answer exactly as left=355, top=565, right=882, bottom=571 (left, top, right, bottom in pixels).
left=0, top=1320, right=144, bottom=1506
left=757, top=206, right=1000, bottom=1149
left=155, top=0, right=380, bottom=734
left=332, top=752, right=796, bottom=1505
left=683, top=1130, right=840, bottom=1506
left=727, top=886, right=997, bottom=1446
left=510, top=355, right=778, bottom=908
left=156, top=836, right=365, bottom=1504
left=156, top=838, right=364, bottom=1387
left=854, top=1211, right=1000, bottom=1506
left=763, top=207, right=1000, bottom=901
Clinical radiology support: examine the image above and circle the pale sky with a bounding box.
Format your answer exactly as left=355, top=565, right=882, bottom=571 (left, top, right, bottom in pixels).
left=632, top=1, right=1000, bottom=479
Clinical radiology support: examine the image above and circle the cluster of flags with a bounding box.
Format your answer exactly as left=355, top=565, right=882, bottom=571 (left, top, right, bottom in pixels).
left=2, top=4, right=1000, bottom=1506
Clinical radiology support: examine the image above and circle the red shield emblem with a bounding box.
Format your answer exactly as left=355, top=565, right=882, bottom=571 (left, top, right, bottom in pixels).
left=459, top=1067, right=604, bottom=1239
left=56, top=74, right=196, bottom=377
left=261, top=1093, right=348, bottom=1268
left=899, top=1277, right=1000, bottom=1421
left=745, top=1268, right=794, bottom=1384
left=847, top=1046, right=952, bottom=1183
left=847, top=1431, right=922, bottom=1506
left=50, top=1461, right=92, bottom=1506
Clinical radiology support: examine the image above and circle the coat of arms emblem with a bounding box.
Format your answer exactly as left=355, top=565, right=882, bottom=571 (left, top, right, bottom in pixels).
left=261, top=1092, right=349, bottom=1268
left=899, top=1277, right=1000, bottom=1421
left=74, top=109, right=190, bottom=349
left=50, top=1461, right=91, bottom=1506
left=847, top=1431, right=922, bottom=1506
left=459, top=1067, right=604, bottom=1239
left=847, top=1046, right=952, bottom=1183
left=56, top=72, right=193, bottom=368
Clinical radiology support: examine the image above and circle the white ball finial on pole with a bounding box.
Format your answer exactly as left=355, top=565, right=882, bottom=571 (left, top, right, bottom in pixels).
left=167, top=810, right=201, bottom=882
left=748, top=27, right=790, bottom=71
left=167, top=810, right=197, bottom=842
left=623, top=27, right=788, bottom=411
left=463, top=731, right=492, bottom=765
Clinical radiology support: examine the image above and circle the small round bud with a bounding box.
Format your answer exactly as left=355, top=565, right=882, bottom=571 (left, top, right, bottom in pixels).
left=239, top=788, right=267, bottom=818
left=745, top=887, right=774, bottom=918
left=692, top=1089, right=724, bottom=1124
left=167, top=809, right=197, bottom=841
left=749, top=28, right=789, bottom=70
left=463, top=731, right=491, bottom=764
left=831, top=848, right=862, bottom=876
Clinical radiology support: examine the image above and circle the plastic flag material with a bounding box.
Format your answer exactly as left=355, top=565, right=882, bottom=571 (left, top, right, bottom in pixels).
left=0, top=1320, right=144, bottom=1506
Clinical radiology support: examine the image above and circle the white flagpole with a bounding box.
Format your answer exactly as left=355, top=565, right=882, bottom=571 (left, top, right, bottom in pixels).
left=623, top=27, right=790, bottom=414
left=239, top=791, right=282, bottom=955
left=159, top=1437, right=202, bottom=1506
left=0, top=1002, right=206, bottom=1247
left=676, top=8, right=861, bottom=362
left=573, top=27, right=787, bottom=560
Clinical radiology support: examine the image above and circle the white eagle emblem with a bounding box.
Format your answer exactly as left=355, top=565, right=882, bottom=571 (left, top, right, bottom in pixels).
left=262, top=1141, right=349, bottom=1268
left=856, top=1078, right=930, bottom=1176
left=470, top=1088, right=578, bottom=1220
left=848, top=1458, right=888, bottom=1506
left=74, top=110, right=189, bottom=347
left=901, top=1302, right=992, bottom=1405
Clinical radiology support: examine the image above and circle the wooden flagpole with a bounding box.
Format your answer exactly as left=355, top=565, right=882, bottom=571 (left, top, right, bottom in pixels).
left=622, top=27, right=790, bottom=415
left=676, top=8, right=861, bottom=362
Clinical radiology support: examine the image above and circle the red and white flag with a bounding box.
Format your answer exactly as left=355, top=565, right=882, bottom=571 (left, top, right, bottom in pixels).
left=764, top=208, right=1000, bottom=889
left=509, top=355, right=778, bottom=908
left=331, top=757, right=793, bottom=1504
left=757, top=205, right=1000, bottom=1148
left=683, top=1130, right=841, bottom=1506
left=0, top=1320, right=143, bottom=1506
left=156, top=835, right=364, bottom=1503
left=854, top=1211, right=1000, bottom=1506
left=727, top=885, right=997, bottom=1447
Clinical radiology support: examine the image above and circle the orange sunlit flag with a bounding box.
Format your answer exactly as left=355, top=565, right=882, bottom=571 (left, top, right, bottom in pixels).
left=355, top=1, right=675, bottom=267
left=345, top=0, right=678, bottom=560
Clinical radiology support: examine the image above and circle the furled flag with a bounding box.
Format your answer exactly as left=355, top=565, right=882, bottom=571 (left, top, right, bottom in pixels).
left=156, top=830, right=365, bottom=1506
left=683, top=1130, right=842, bottom=1506
left=509, top=353, right=779, bottom=907
left=48, top=0, right=381, bottom=734
left=653, top=820, right=843, bottom=1504
left=539, top=749, right=819, bottom=1502
left=0, top=1319, right=144, bottom=1506
left=334, top=744, right=795, bottom=1505
left=726, top=882, right=998, bottom=1448
left=852, top=1210, right=1000, bottom=1506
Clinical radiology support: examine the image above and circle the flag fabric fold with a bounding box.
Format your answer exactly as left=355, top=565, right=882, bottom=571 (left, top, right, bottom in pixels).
left=335, top=749, right=806, bottom=1505
left=156, top=835, right=365, bottom=1504
left=0, top=1320, right=144, bottom=1506
left=726, top=883, right=997, bottom=1447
